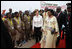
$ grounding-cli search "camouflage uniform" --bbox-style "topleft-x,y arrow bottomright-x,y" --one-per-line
23,14 -> 31,41
4,18 -> 16,46
13,16 -> 24,46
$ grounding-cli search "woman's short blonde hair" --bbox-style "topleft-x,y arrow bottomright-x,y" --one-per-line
34,9 -> 39,14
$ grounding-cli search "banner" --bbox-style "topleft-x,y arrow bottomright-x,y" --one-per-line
40,1 -> 58,10
40,1 -> 67,11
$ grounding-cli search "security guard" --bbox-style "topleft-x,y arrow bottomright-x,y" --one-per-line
64,3 -> 71,48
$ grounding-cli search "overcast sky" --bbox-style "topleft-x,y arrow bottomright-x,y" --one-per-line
1,1 -> 71,13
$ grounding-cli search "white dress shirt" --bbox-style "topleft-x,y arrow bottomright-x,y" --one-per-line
32,15 -> 43,30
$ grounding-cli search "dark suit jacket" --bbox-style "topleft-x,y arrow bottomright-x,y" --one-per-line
55,11 -> 65,29
63,11 -> 71,35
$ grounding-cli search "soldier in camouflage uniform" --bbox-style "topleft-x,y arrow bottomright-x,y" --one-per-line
3,13 -> 16,46
13,12 -> 24,46
19,11 -> 26,42
23,10 -> 31,41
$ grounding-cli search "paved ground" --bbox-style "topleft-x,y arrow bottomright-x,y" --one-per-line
15,39 -> 36,48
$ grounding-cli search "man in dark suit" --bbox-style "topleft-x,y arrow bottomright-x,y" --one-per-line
55,6 -> 66,46
55,6 -> 65,39
63,3 -> 71,48
1,19 -> 14,48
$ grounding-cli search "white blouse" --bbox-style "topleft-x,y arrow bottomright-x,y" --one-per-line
32,15 -> 43,30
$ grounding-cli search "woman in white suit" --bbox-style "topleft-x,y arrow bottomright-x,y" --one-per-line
32,9 -> 43,43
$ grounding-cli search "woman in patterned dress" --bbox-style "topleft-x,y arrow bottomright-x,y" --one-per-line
40,9 -> 59,48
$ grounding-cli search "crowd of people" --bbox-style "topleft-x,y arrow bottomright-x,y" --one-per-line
1,3 -> 71,48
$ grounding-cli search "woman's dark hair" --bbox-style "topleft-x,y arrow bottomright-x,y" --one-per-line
14,12 -> 18,15
48,9 -> 54,15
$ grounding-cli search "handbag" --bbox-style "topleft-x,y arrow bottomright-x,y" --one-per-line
51,28 -> 55,34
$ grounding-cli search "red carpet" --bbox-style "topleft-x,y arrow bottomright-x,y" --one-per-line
31,31 -> 66,48
56,31 -> 66,48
